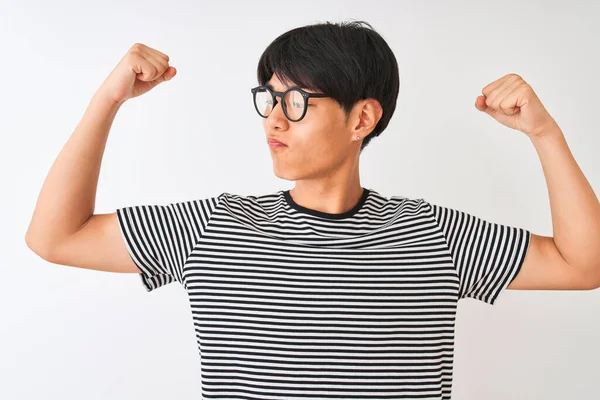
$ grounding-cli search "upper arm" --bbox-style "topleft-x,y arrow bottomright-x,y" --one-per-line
30,194 -> 224,292
507,233 -> 600,291
426,200 -> 531,305
41,212 -> 141,274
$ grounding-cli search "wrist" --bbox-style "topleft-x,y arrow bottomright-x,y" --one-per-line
92,88 -> 124,111
529,123 -> 568,158
530,121 -> 563,142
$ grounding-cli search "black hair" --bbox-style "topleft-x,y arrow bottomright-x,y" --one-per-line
256,19 -> 400,152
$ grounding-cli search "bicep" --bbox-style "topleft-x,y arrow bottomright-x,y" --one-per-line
45,212 -> 141,274
507,233 -> 597,290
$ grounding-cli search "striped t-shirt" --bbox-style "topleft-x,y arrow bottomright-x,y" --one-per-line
116,187 -> 530,399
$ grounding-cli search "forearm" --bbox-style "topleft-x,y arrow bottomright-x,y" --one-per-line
530,123 -> 600,272
25,89 -> 122,252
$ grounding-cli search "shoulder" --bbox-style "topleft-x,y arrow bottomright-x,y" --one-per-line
217,190 -> 282,205
213,190 -> 285,216
368,189 -> 429,214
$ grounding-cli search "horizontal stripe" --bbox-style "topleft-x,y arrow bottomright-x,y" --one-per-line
116,187 -> 530,399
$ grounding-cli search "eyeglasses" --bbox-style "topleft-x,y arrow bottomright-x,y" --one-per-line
251,85 -> 330,122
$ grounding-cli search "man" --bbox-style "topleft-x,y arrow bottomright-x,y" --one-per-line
25,20 -> 600,399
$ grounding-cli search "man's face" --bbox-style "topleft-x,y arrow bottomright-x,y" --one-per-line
262,73 -> 357,181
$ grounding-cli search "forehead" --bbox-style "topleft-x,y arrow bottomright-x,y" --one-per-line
265,74 -> 295,91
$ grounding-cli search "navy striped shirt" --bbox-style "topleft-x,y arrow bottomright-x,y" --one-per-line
116,187 -> 530,399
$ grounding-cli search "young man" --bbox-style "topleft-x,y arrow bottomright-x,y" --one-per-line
25,20 -> 600,399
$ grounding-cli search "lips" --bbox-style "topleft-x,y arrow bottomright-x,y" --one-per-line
268,139 -> 287,146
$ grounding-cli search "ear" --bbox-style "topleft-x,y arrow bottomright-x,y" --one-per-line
351,99 -> 383,138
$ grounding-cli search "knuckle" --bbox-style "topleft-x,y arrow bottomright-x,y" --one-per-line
128,47 -> 142,58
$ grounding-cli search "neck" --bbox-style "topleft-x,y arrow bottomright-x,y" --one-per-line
289,160 -> 363,215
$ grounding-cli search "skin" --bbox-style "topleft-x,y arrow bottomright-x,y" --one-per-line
25,42 -> 599,293
474,73 -> 600,289
263,72 -> 383,215
263,71 -> 600,292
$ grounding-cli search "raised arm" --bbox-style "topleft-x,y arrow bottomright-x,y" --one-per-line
25,43 -> 176,272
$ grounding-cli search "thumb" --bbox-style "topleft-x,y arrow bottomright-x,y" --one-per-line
475,95 -> 496,117
137,66 -> 177,86
155,66 -> 177,84
475,95 -> 487,111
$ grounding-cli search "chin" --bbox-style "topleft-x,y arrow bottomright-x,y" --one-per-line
272,168 -> 294,181
272,164 -> 300,181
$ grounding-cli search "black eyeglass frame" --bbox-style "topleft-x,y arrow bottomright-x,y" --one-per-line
251,85 -> 330,122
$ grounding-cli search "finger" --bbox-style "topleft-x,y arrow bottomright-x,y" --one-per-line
146,46 -> 170,62
152,66 -> 177,84
475,95 -> 487,111
488,77 -> 520,111
143,48 -> 170,67
132,57 -> 160,82
497,80 -> 525,115
140,48 -> 170,77
481,73 -> 519,100
485,75 -> 521,110
481,75 -> 507,97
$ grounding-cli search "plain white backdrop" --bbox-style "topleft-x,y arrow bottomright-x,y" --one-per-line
2,0 -> 599,398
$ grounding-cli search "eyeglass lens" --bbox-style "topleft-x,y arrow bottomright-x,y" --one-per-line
254,87 -> 306,121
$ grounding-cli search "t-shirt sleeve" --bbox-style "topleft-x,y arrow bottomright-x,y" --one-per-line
116,194 -> 224,292
424,200 -> 531,305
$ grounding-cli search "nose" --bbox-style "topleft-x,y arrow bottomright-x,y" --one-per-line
265,97 -> 289,127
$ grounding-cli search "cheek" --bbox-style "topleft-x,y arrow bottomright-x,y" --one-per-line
299,129 -> 342,167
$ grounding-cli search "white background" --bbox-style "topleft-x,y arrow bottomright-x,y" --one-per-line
2,0 -> 599,398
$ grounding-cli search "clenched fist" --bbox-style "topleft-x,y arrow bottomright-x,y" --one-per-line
98,43 -> 176,105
